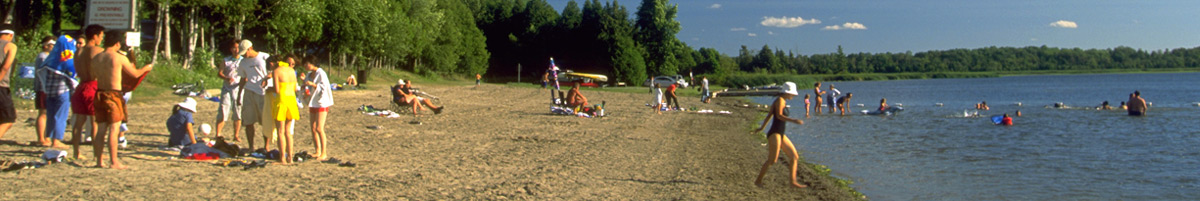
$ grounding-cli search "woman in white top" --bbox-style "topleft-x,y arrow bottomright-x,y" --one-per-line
302,55 -> 333,160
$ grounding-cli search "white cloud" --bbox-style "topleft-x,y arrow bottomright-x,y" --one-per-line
748,33 -> 758,37
822,22 -> 867,30
760,16 -> 821,28
768,31 -> 775,35
1030,38 -> 1038,41
709,4 -> 721,9
730,27 -> 747,31
1049,20 -> 1077,28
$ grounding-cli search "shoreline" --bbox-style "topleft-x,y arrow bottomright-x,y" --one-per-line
0,82 -> 861,200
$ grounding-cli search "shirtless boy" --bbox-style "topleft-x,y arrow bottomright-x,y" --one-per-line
91,31 -> 153,169
74,24 -> 105,159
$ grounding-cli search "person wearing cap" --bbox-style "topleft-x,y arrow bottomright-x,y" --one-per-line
0,29 -> 18,144
167,98 -> 199,147
35,35 -> 75,151
752,82 -> 807,188
235,39 -> 270,151
214,39 -> 243,142
32,36 -> 55,146
92,31 -> 153,169
71,24 -> 107,157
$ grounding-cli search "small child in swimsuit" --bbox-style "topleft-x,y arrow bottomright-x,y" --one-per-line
803,94 -> 811,118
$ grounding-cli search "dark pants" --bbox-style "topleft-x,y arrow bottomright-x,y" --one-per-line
666,95 -> 680,109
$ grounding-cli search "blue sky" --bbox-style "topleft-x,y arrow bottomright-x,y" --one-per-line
543,0 -> 1200,56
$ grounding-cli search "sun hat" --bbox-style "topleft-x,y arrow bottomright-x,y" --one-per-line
237,40 -> 252,56
782,82 -> 799,95
177,97 -> 198,112
0,30 -> 13,35
397,79 -> 404,85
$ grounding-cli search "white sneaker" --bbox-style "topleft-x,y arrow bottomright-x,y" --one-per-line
119,137 -> 127,148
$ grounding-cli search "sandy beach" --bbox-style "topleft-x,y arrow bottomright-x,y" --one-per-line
0,83 -> 858,200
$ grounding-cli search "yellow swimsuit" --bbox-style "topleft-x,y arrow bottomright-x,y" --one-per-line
275,82 -> 300,121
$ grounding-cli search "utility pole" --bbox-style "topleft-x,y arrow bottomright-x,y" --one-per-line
517,64 -> 521,83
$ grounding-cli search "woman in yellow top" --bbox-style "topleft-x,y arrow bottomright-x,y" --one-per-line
273,61 -> 300,164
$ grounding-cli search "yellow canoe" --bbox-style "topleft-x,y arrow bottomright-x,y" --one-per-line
562,72 -> 608,82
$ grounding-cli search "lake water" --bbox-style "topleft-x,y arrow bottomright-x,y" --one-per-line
752,72 -> 1200,200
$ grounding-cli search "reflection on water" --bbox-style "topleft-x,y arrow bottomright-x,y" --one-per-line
754,73 -> 1200,200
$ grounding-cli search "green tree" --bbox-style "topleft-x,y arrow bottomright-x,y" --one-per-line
634,0 -> 681,76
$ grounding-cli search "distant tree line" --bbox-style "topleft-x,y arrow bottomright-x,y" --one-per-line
735,45 -> 1200,75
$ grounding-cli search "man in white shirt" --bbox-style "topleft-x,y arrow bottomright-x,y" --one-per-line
236,40 -> 269,150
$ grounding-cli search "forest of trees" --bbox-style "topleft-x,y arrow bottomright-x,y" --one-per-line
5,0 -> 1197,85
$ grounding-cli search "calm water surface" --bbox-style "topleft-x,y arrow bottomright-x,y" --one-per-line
753,72 -> 1200,200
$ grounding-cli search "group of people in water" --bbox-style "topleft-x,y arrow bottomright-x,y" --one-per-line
808,82 -> 856,116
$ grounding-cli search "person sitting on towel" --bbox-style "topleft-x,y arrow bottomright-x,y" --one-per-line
167,98 -> 199,147
566,82 -> 589,108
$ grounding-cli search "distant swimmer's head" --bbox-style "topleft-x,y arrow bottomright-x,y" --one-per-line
781,82 -> 799,97
1003,113 -> 1009,118
1015,110 -> 1022,117
881,98 -> 887,103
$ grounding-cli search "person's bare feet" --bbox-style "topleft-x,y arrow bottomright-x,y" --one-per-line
790,182 -> 808,188
755,180 -> 765,187
110,163 -> 128,170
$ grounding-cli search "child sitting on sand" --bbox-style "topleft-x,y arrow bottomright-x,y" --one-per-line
167,98 -> 199,147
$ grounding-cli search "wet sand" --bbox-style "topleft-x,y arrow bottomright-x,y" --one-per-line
0,83 -> 858,200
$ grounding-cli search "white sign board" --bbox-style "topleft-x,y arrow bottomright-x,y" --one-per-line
86,0 -> 137,31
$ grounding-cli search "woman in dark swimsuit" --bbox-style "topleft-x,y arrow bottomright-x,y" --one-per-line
753,82 -> 807,188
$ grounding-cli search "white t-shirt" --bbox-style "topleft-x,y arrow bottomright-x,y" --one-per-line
701,78 -> 709,90
222,56 -> 242,90
307,68 -> 334,108
237,52 -> 270,95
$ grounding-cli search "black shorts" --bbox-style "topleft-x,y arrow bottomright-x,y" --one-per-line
0,87 -> 14,123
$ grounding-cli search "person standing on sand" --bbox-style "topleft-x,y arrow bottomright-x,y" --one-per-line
236,40 -> 269,151
303,56 -> 332,160
32,36 -> 55,146
652,83 -> 663,115
700,76 -> 711,103
1127,91 -> 1147,116
475,73 -> 481,87
92,31 -> 153,169
214,39 -> 243,142
666,83 -> 679,110
73,25 -> 106,158
753,82 -> 807,188
0,30 -> 18,145
812,82 -> 824,114
273,61 -> 300,164
37,35 -> 74,150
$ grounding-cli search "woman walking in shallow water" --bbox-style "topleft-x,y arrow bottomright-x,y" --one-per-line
753,82 -> 807,188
